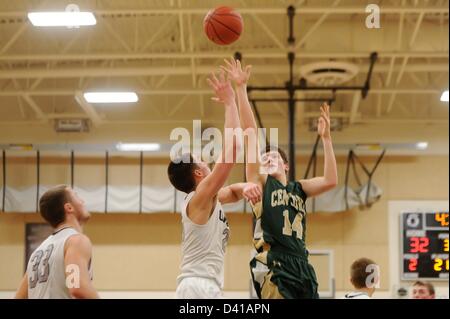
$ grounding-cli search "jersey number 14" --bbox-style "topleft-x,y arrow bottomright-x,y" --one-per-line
282,210 -> 304,239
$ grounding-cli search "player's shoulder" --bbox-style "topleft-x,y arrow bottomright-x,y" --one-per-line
65,233 -> 92,249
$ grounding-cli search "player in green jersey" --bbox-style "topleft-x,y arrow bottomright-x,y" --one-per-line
221,58 -> 338,299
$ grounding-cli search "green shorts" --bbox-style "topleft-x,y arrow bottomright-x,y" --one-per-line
251,249 -> 319,299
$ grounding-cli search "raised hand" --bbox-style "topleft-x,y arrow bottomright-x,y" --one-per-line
220,58 -> 252,87
206,70 -> 235,104
317,103 -> 331,139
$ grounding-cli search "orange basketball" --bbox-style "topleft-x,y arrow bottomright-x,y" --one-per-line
203,6 -> 243,45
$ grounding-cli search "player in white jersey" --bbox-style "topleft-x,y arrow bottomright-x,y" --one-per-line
168,70 -> 262,299
14,185 -> 99,299
342,257 -> 378,299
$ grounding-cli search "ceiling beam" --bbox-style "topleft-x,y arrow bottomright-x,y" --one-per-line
74,92 -> 103,127
139,16 -> 175,52
187,14 -> 197,88
0,51 -> 446,62
237,0 -> 286,50
177,1 -> 186,53
0,7 -> 447,17
22,94 -> 47,121
0,88 -> 443,97
0,23 -> 28,54
168,94 -> 190,117
99,17 -> 132,53
0,63 -> 447,80
295,0 -> 341,50
349,92 -> 362,124
1,118 -> 447,126
409,12 -> 425,48
0,0 -> 52,54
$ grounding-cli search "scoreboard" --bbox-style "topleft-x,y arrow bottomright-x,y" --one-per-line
401,212 -> 449,280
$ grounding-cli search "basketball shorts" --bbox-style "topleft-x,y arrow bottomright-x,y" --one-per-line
250,249 -> 319,299
175,277 -> 223,299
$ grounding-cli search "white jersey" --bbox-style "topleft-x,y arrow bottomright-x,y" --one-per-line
27,227 -> 92,299
342,291 -> 371,299
177,192 -> 230,290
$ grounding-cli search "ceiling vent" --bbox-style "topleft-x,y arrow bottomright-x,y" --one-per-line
299,61 -> 359,86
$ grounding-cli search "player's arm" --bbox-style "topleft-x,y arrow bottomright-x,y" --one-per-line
299,103 -> 338,197
218,182 -> 262,205
64,234 -> 99,299
188,71 -> 242,224
14,273 -> 28,299
221,59 -> 267,187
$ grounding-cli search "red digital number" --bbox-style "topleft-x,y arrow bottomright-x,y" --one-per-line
410,237 -> 429,253
408,258 -> 418,271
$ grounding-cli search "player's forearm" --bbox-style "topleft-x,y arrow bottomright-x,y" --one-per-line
235,85 -> 262,182
229,182 -> 247,200
321,136 -> 338,187
222,101 -> 242,163
14,289 -> 28,299
70,284 -> 99,299
236,85 -> 258,131
14,274 -> 28,299
223,100 -> 240,130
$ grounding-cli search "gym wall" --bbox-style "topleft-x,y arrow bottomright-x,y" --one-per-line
0,155 -> 448,295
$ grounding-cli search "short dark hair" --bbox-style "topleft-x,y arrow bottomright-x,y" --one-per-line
264,145 -> 288,164
167,153 -> 197,193
413,281 -> 435,295
350,257 -> 377,289
39,185 -> 70,228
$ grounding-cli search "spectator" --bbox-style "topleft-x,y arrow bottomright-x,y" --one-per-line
411,281 -> 435,299
343,257 -> 379,299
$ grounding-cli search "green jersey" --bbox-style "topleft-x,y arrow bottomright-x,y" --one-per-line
250,175 -> 319,299
254,175 -> 308,257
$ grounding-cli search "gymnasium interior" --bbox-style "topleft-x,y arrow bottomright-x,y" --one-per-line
0,0 -> 448,299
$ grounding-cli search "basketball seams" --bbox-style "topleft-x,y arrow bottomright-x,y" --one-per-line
209,16 -> 241,36
208,21 -> 226,45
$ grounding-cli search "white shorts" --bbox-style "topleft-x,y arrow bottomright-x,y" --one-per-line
176,277 -> 223,299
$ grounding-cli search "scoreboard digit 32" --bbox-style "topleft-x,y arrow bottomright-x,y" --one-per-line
401,212 -> 449,280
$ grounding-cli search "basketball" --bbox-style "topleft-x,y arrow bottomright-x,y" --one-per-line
203,6 -> 243,45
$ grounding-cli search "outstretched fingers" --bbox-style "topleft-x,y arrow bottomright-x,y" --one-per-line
218,69 -> 225,84
206,77 -> 217,91
245,65 -> 252,77
223,58 -> 236,70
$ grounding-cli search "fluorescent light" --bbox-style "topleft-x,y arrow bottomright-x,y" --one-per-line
28,12 -> 96,27
116,143 -> 160,152
416,142 -> 428,150
441,90 -> 449,102
83,92 -> 138,103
